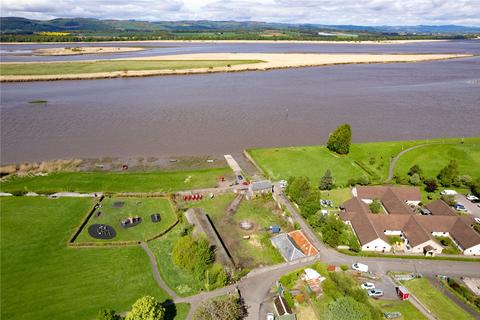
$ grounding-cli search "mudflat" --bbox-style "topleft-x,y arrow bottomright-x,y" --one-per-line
33,46 -> 145,56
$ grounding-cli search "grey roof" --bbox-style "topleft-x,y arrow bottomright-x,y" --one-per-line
271,233 -> 306,261
249,180 -> 273,191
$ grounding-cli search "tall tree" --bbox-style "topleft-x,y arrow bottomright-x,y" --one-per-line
326,124 -> 352,155
437,160 -> 459,186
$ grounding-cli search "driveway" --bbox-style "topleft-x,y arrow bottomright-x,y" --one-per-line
455,194 -> 480,218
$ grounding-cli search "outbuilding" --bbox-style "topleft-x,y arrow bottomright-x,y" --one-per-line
396,286 -> 410,300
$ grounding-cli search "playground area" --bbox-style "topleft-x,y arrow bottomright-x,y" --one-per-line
76,197 -> 177,243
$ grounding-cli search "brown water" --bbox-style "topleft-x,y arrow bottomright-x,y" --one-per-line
1,42 -> 480,164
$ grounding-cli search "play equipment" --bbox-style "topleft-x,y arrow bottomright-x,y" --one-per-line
88,224 -> 116,240
183,193 -> 203,201
151,213 -> 161,223
120,216 -> 142,228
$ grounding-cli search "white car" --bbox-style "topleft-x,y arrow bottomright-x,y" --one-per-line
368,289 -> 384,297
474,217 -> 480,224
466,194 -> 479,202
352,262 -> 369,272
361,282 -> 375,290
266,312 -> 275,320
279,180 -> 288,188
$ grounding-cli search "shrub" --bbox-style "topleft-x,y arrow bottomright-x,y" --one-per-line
172,235 -> 214,281
459,175 -> 473,187
409,173 -> 421,186
326,124 -> 352,155
423,178 -> 438,193
193,294 -> 244,320
441,195 -> 456,206
347,178 -> 357,186
286,176 -> 311,203
369,199 -> 382,214
319,169 -> 335,190
471,178 -> 480,197
207,263 -> 228,290
394,175 -> 409,184
356,176 -> 369,186
408,164 -> 423,176
340,264 -> 349,271
437,160 -> 459,186
97,309 -> 120,320
125,296 -> 165,320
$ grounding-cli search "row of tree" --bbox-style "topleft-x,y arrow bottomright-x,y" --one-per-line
396,160 -> 479,196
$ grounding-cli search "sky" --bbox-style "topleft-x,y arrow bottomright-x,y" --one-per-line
1,0 -> 480,26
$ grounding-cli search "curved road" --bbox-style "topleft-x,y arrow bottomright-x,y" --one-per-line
141,181 -> 480,319
387,144 -> 429,181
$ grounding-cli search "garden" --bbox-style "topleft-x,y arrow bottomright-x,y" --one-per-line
179,193 -> 290,268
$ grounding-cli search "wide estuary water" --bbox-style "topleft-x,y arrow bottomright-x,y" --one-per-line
1,40 -> 479,164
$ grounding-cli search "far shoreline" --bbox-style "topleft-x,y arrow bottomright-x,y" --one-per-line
0,39 -> 463,46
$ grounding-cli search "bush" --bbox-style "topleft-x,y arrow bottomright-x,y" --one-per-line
319,169 -> 335,190
409,173 -> 421,186
340,264 -> 349,271
286,176 -> 311,203
97,309 -> 120,320
423,178 -> 438,193
459,175 -> 473,187
437,160 -> 459,186
356,176 -> 369,186
193,294 -> 244,320
326,124 -> 352,155
172,235 -> 214,281
207,263 -> 228,290
408,164 -> 423,177
125,296 -> 165,320
369,199 -> 382,214
394,175 -> 409,184
471,178 -> 480,197
347,178 -> 357,186
441,195 -> 456,206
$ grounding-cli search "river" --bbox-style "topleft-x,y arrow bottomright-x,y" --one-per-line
1,40 -> 479,164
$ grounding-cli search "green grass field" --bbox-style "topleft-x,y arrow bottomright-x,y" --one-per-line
75,197 -> 177,242
247,137 -> 479,186
148,224 -> 206,296
394,139 -> 480,179
0,197 -> 182,320
373,300 -> 428,320
0,60 -> 261,76
402,278 -> 475,320
0,168 -> 232,194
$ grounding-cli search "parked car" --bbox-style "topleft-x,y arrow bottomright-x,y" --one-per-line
368,289 -> 384,297
453,203 -> 468,212
466,194 -> 480,202
352,262 -> 369,272
361,282 -> 375,290
266,313 -> 275,320
474,217 -> 480,224
279,180 -> 288,188
441,189 -> 457,196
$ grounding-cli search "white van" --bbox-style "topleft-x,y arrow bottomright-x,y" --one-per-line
352,262 -> 369,272
440,190 -> 457,196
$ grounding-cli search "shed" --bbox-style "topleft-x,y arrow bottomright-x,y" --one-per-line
271,225 -> 281,234
396,286 -> 410,300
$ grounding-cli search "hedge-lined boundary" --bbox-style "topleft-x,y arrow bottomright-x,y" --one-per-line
68,195 -> 179,248
68,195 -> 105,244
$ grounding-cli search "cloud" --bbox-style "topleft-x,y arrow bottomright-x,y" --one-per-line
1,0 -> 479,25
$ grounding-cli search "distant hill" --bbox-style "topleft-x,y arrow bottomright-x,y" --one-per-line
2,17 -> 479,35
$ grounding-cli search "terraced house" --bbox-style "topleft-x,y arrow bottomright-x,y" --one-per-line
340,186 -> 480,256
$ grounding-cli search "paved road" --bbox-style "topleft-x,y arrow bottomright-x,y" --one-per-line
387,144 -> 430,181
455,194 -> 480,218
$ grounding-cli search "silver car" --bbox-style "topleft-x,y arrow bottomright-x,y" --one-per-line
368,289 -> 384,297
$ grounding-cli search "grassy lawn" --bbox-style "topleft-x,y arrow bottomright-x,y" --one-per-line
0,197 -> 180,320
0,60 -> 261,75
247,137 -> 478,187
394,138 -> 480,179
373,300 -> 428,320
319,187 -> 353,209
0,168 -> 232,194
435,236 -> 461,255
148,224 -> 205,296
181,194 -> 288,268
402,278 -> 475,320
75,197 -> 177,243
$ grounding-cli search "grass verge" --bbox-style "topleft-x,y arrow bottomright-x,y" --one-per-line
0,168 -> 232,194
0,60 -> 261,76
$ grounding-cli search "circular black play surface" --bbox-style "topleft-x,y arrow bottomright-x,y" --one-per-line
88,224 -> 116,240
